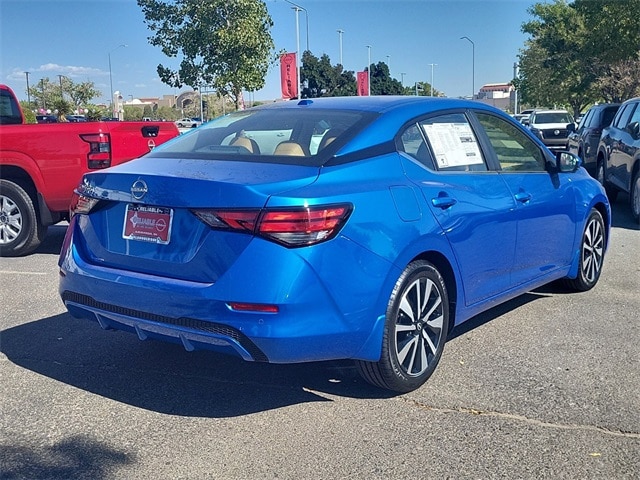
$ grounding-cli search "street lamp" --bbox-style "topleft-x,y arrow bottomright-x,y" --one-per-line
24,72 -> 31,107
337,29 -> 344,65
428,63 -> 437,96
366,45 -> 371,96
460,36 -> 475,99
108,44 -> 127,118
401,72 -> 406,87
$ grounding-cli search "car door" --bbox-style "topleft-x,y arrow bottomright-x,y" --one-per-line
608,102 -> 637,190
610,101 -> 640,192
399,113 -> 518,306
472,111 -> 577,286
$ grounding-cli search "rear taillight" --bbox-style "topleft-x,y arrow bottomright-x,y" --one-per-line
192,204 -> 352,247
80,133 -> 111,169
69,190 -> 99,218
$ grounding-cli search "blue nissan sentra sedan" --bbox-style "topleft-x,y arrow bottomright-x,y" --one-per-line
59,97 -> 610,392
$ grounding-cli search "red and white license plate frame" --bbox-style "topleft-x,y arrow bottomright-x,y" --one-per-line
122,204 -> 173,245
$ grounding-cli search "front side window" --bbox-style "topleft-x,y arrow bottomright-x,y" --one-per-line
613,103 -> 634,129
475,112 -> 545,172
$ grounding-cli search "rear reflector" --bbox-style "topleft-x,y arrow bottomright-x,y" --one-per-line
227,302 -> 279,313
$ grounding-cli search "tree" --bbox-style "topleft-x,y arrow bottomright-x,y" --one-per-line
137,0 -> 275,110
27,77 -> 100,113
518,0 -> 640,114
369,62 -> 404,95
19,101 -> 36,123
519,0 -> 595,117
301,51 -> 356,98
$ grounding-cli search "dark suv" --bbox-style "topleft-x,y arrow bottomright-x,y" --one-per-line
567,103 -> 620,176
597,97 -> 640,223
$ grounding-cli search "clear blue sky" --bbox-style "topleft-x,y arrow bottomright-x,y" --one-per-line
0,0 -> 533,104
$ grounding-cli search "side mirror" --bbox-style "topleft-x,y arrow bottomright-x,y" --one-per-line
627,121 -> 640,139
566,123 -> 576,133
552,151 -> 582,173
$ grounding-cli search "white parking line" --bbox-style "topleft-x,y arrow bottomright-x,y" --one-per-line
0,270 -> 48,275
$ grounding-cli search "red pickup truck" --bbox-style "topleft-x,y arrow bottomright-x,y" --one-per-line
0,83 -> 180,256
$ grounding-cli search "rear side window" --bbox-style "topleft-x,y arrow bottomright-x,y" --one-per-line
613,103 -> 635,129
419,113 -> 487,172
0,88 -> 23,125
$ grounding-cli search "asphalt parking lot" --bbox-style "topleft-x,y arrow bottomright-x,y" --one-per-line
1,196 -> 638,479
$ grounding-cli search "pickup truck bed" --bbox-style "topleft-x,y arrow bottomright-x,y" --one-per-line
0,84 -> 180,256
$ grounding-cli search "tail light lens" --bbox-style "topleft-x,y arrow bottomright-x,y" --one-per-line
69,190 -> 99,218
192,204 -> 352,247
80,133 -> 111,169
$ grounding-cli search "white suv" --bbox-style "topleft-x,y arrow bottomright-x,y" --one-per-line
526,109 -> 575,151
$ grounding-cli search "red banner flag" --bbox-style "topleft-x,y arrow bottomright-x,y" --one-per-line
357,71 -> 369,96
280,53 -> 298,99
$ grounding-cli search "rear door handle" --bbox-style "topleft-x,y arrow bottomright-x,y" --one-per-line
431,196 -> 457,209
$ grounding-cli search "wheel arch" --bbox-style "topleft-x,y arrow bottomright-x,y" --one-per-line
411,250 -> 459,334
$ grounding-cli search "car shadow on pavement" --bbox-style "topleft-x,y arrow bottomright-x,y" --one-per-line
1,312 -> 395,419
610,193 -> 639,230
2,291 -> 552,417
2,434 -> 133,480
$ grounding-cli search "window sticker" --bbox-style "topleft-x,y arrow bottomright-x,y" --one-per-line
422,122 -> 484,168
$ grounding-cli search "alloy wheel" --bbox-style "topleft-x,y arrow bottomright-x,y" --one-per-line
581,213 -> 604,284
394,275 -> 444,377
0,194 -> 22,245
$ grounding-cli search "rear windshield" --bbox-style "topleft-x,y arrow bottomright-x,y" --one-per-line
0,89 -> 23,125
147,107 -> 376,166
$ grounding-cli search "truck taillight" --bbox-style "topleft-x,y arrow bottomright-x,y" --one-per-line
80,133 -> 111,169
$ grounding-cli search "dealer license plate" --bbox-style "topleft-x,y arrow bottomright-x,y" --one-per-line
122,204 -> 173,244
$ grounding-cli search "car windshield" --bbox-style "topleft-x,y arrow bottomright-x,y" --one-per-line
534,112 -> 573,124
150,107 -> 376,166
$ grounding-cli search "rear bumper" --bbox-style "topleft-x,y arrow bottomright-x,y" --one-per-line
58,220 -> 393,364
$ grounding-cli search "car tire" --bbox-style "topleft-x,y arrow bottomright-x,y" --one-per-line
356,260 -> 449,393
563,208 -> 605,292
0,179 -> 47,257
596,159 -> 618,202
630,169 -> 640,224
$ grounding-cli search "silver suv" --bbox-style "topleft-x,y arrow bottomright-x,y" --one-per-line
526,109 -> 575,151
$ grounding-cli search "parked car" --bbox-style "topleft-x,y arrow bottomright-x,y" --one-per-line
597,97 -> 640,223
526,109 -> 576,151
35,114 -> 58,123
175,117 -> 201,128
59,97 -> 610,393
567,103 -> 620,176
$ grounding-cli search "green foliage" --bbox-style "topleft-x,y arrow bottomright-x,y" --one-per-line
138,0 -> 275,110
19,101 -> 36,124
301,52 -> 356,97
27,77 -> 101,113
518,0 -> 640,115
369,62 -> 404,95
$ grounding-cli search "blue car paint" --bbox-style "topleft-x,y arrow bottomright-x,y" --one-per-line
59,96 -> 611,367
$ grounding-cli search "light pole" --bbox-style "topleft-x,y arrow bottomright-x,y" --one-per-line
460,36 -> 475,99
24,72 -> 31,108
386,55 -> 391,73
58,75 -> 64,101
366,45 -> 371,96
108,44 -> 127,118
428,63 -> 437,96
337,29 -> 344,65
401,72 -> 406,87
